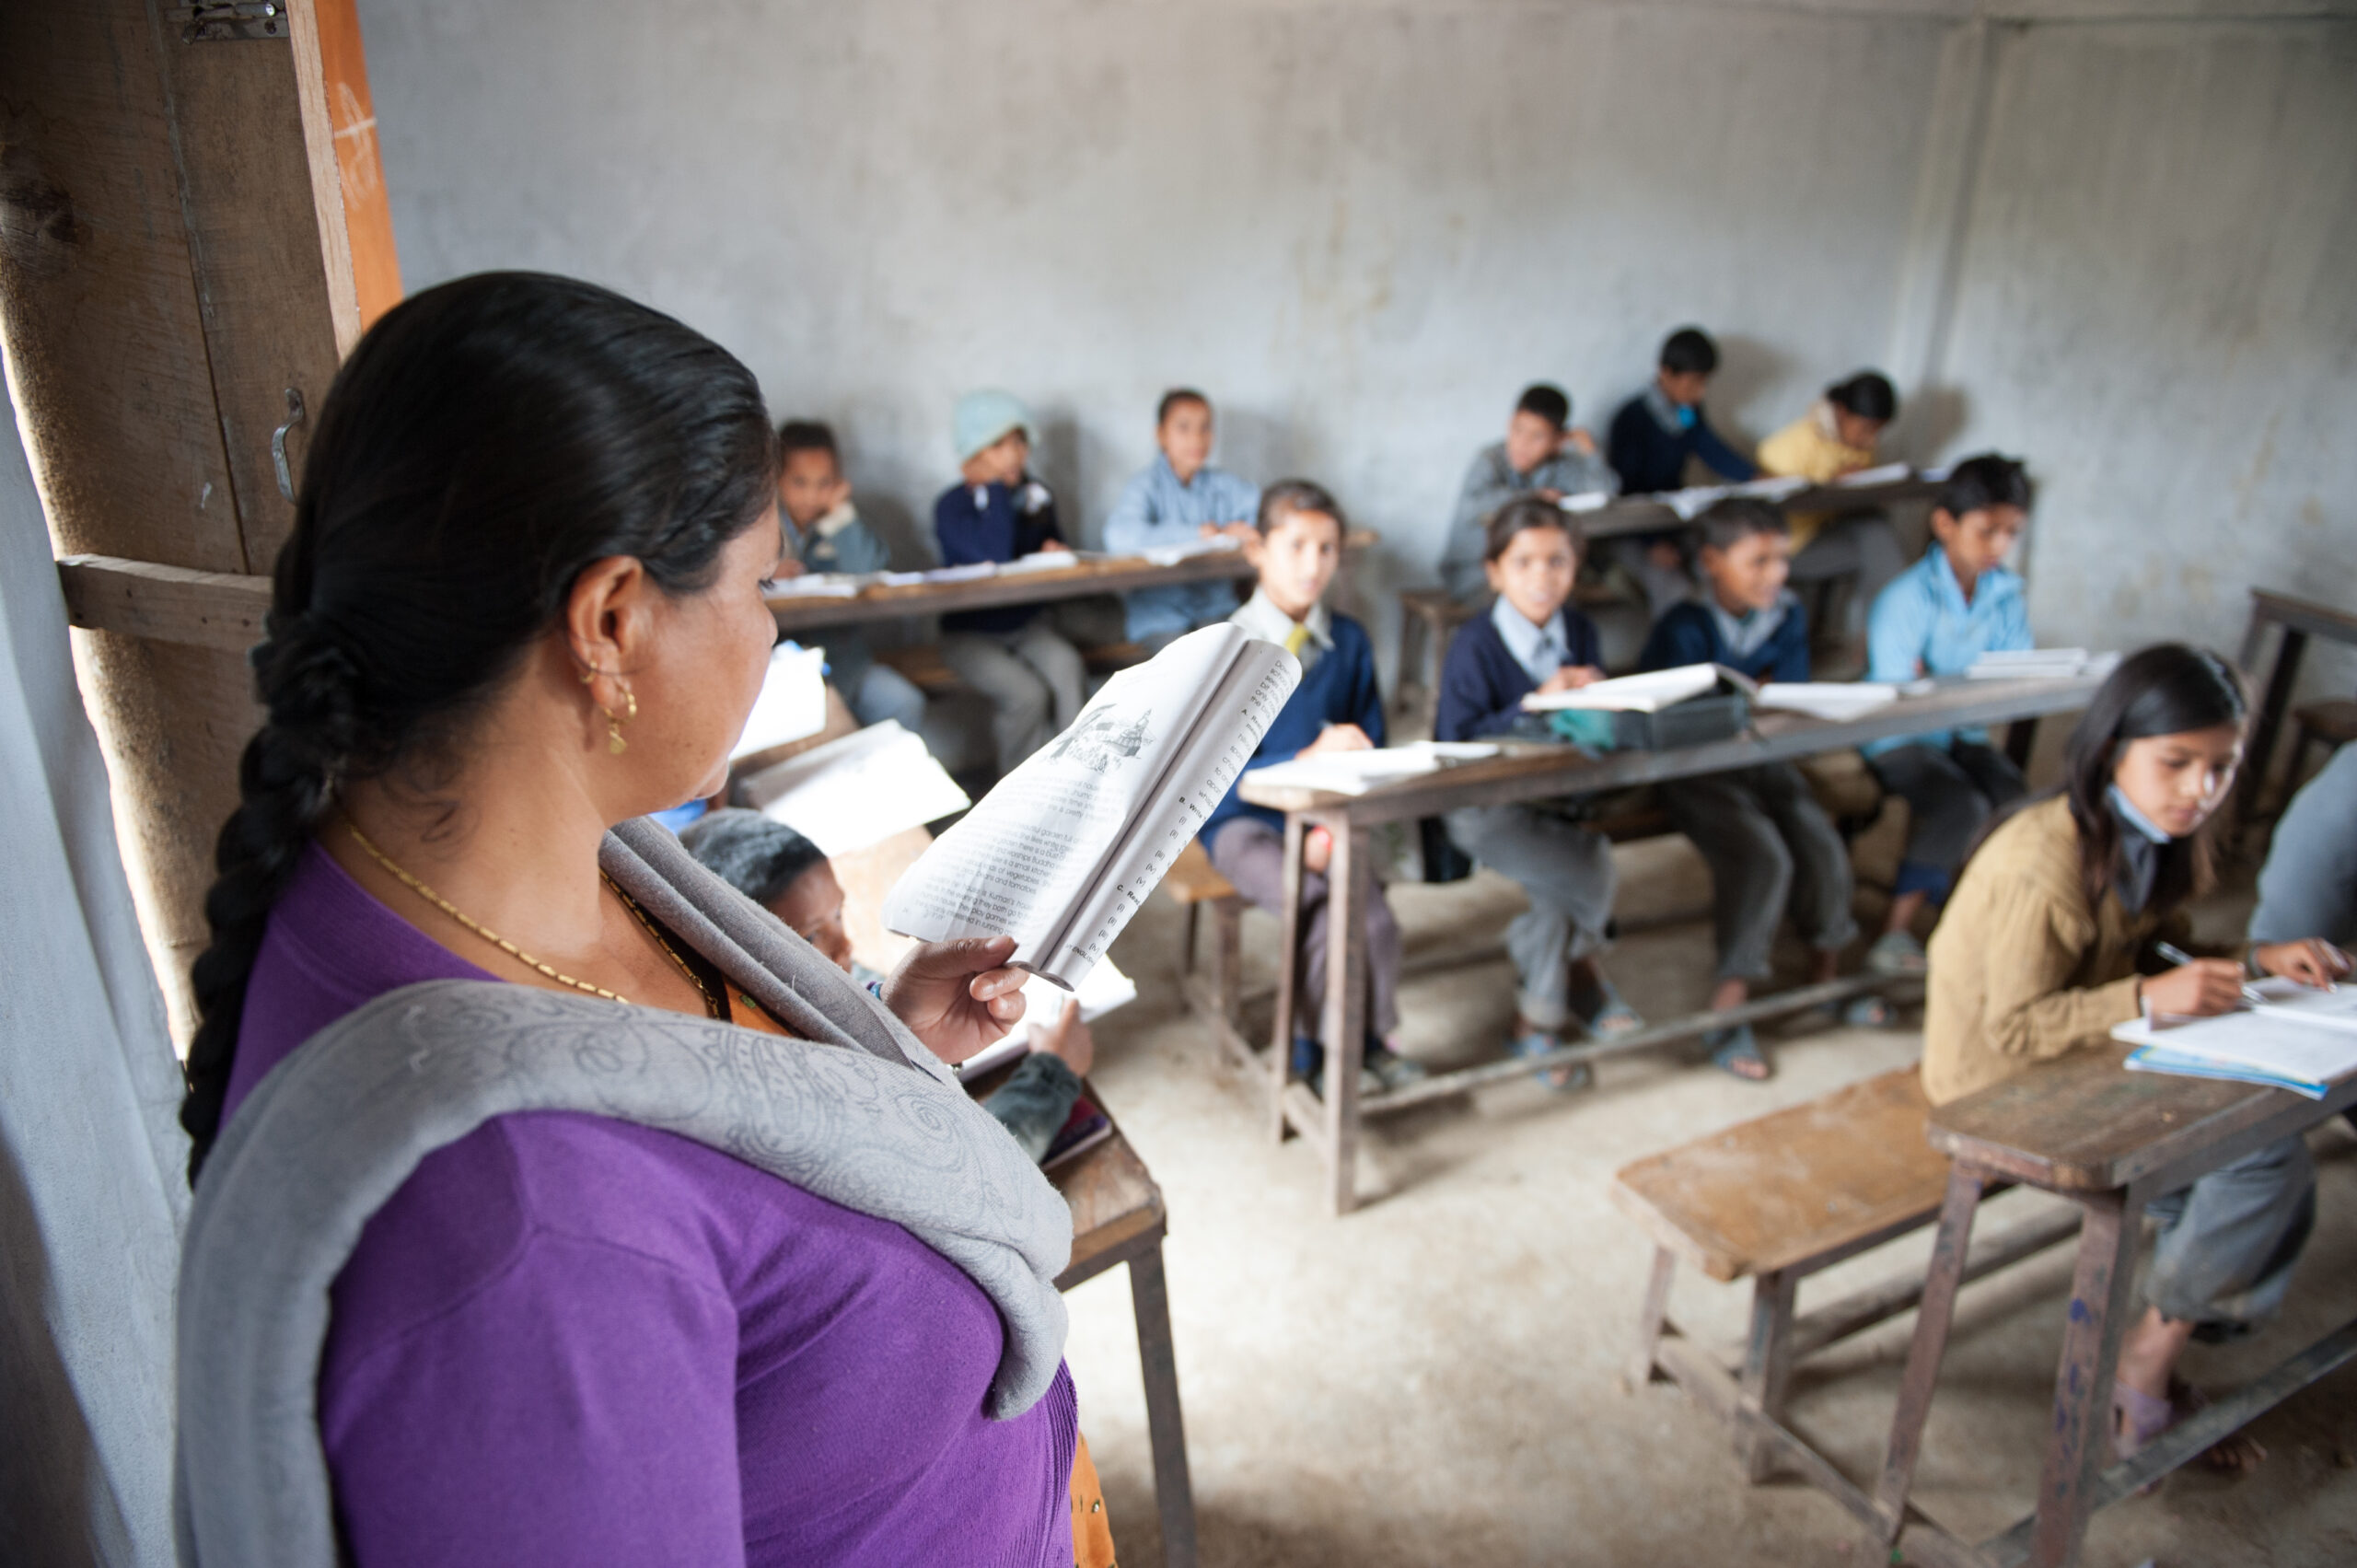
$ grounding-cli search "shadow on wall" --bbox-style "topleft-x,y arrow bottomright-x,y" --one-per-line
1898,382 -> 1974,467
1703,332 -> 1795,450
0,1132 -> 133,1568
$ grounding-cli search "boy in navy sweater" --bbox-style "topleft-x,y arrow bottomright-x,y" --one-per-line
933,389 -> 1086,775
1434,497 -> 1642,1088
1203,480 -> 1424,1097
1637,499 -> 1875,1081
1606,326 -> 1757,613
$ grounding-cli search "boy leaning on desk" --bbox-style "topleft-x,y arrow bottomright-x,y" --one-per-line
1922,644 -> 2350,1480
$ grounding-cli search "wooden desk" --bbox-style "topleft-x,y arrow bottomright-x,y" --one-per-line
1864,1049 -> 2357,1568
2235,587 -> 2357,829
1568,475 -> 1941,544
1051,1100 -> 1198,1568
766,531 -> 1377,636
1236,674 -> 2105,1215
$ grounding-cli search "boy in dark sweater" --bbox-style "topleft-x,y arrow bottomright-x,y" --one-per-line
933,389 -> 1086,775
1434,498 -> 1642,1088
1606,326 -> 1757,613
1637,499 -> 1875,1080
1202,480 -> 1424,1097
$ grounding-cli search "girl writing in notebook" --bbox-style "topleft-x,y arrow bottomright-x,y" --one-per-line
1922,644 -> 2346,1476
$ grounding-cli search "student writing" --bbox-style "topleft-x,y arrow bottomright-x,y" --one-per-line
1202,480 -> 1426,1098
1637,500 -> 1881,1081
1755,371 -> 1907,645
1434,497 -> 1643,1086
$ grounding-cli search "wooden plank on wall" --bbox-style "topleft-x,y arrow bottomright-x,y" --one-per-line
307,0 -> 402,333
56,555 -> 273,651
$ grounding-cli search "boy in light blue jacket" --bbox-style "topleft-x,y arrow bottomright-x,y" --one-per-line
1103,389 -> 1260,649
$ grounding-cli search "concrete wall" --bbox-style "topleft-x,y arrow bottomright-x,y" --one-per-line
358,0 -> 2357,692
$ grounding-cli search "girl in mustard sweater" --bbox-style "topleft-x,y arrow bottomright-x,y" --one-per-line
1925,645 -> 2348,1473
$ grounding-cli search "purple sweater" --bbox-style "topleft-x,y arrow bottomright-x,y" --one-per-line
223,843 -> 1076,1567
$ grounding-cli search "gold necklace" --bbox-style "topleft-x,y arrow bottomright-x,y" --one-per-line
604,877 -> 728,1020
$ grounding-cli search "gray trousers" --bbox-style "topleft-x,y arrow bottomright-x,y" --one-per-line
1866,740 -> 2026,895
1608,536 -> 1697,616
1445,803 -> 1616,1030
846,662 -> 928,734
938,619 -> 1086,774
1660,762 -> 1859,981
1788,513 -> 1907,643
2145,1134 -> 2316,1333
1210,817 -> 1402,1040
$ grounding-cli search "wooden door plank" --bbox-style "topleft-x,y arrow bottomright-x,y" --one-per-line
56,554 -> 272,650
305,0 -> 401,332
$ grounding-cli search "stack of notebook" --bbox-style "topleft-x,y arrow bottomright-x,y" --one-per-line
2113,978 -> 2357,1098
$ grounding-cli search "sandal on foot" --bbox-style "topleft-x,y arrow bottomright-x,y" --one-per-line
1866,930 -> 1928,976
1815,993 -> 1894,1028
1575,981 -> 1645,1040
1706,1023 -> 1772,1082
2113,1378 -> 2265,1489
1362,1040 -> 1429,1094
1507,1031 -> 1593,1094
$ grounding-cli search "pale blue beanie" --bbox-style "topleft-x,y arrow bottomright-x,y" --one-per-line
953,389 -> 1037,463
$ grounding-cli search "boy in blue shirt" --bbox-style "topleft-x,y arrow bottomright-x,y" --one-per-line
934,389 -> 1086,775
1203,480 -> 1424,1097
1639,500 -> 1875,1080
1103,389 -> 1260,649
1437,383 -> 1620,602
1435,498 -> 1643,1087
1606,327 -> 1758,613
773,420 -> 926,734
1861,454 -> 2036,973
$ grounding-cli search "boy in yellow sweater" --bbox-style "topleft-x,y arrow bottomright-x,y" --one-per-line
1756,371 -> 1905,647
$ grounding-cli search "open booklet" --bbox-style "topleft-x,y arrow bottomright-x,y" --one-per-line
883,623 -> 1300,989
1519,662 -> 1899,722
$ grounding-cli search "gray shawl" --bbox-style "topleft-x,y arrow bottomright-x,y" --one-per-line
174,817 -> 1071,1567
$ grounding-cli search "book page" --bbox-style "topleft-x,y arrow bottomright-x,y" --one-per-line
883,624 -> 1299,984
1521,664 -> 1720,714
737,721 -> 970,856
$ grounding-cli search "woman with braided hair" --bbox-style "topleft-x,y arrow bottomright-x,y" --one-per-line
173,273 -> 1086,1567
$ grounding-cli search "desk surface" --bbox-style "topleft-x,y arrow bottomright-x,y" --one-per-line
1928,1043 -> 2357,1192
1051,1096 -> 1166,1287
2247,587 -> 2357,645
768,532 -> 1376,633
1237,672 -> 2103,826
1572,475 -> 1940,542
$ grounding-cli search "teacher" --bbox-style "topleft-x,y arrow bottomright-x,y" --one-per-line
173,273 -> 1078,1566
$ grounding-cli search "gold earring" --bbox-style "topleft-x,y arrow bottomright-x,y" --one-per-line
605,707 -> 628,755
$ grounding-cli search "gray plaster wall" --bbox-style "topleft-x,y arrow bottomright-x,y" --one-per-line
358,0 -> 2357,690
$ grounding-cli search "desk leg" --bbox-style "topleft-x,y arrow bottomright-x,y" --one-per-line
1270,815 -> 1306,1143
2003,717 -> 2038,772
1738,1268 -> 1798,1483
2237,624 -> 2305,829
1320,821 -> 1371,1216
2028,1188 -> 2144,1568
1875,1164 -> 1984,1539
1129,1244 -> 1198,1568
1628,1245 -> 1677,1391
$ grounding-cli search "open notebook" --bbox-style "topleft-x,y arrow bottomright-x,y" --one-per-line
1519,662 -> 1898,722
2114,979 -> 2357,1098
884,623 -> 1299,990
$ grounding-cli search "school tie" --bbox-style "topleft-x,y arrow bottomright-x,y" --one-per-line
1283,623 -> 1311,658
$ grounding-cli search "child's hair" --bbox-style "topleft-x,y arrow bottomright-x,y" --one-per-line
1935,453 -> 2032,518
1483,494 -> 1581,563
1971,645 -> 2248,913
777,419 -> 839,462
1826,372 -> 1898,423
1659,327 -> 1719,377
1156,388 -> 1210,424
680,807 -> 830,907
1515,383 -> 1571,430
1256,478 -> 1345,536
1695,497 -> 1789,553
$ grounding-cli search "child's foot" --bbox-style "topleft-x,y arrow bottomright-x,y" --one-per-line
1507,1030 -> 1594,1093
1706,1023 -> 1771,1081
1362,1039 -> 1428,1094
2113,1378 -> 2266,1490
1574,978 -> 1645,1040
1814,993 -> 1894,1028
1866,930 -> 1929,976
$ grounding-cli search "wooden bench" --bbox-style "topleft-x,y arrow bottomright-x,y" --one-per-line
1395,588 -> 1479,719
1162,841 -> 1254,1075
1613,1067 -> 2079,1485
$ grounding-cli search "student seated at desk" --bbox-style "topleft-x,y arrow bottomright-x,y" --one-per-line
1860,453 -> 2036,974
1755,371 -> 1907,645
680,808 -> 1097,1163
1923,645 -> 2349,1473
773,419 -> 928,734
1437,382 -> 1619,603
1102,388 -> 1260,651
1435,497 -> 1643,1087
935,389 -> 1086,775
1606,326 -> 1757,614
1638,500 -> 1881,1082
1202,480 -> 1425,1097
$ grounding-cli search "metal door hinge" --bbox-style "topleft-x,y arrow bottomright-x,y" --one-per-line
169,3 -> 290,43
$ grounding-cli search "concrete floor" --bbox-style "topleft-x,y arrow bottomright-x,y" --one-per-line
1057,833 -> 2357,1568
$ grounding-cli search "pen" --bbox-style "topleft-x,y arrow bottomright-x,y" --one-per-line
2154,941 -> 2266,1005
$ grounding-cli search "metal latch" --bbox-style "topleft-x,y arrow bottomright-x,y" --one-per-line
271,389 -> 306,502
169,4 -> 289,42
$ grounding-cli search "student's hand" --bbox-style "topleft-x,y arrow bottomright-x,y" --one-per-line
1302,825 -> 1333,875
822,477 -> 853,513
1536,488 -> 1565,504
1536,666 -> 1603,694
2140,960 -> 2248,1018
1567,426 -> 1597,456
883,935 -> 1028,1064
769,557 -> 807,580
1028,998 -> 1096,1075
1298,724 -> 1374,757
1647,540 -> 1685,572
2252,940 -> 2353,989
1218,520 -> 1257,541
1028,540 -> 1074,557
